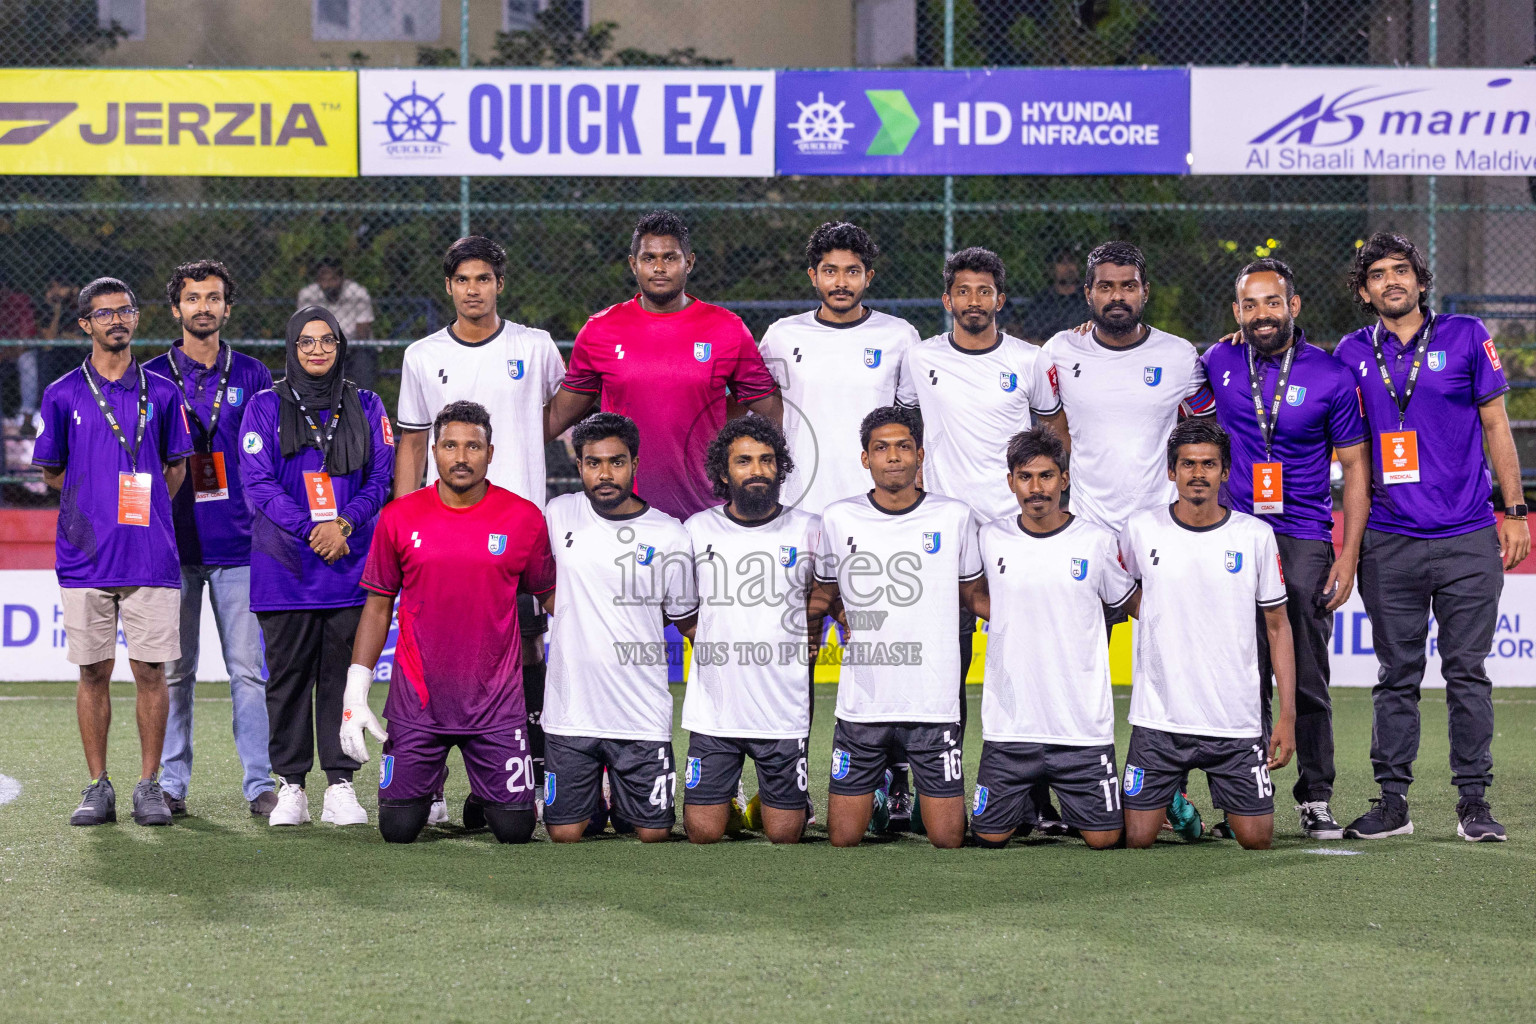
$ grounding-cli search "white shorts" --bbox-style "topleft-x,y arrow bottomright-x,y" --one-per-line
60,586 -> 181,666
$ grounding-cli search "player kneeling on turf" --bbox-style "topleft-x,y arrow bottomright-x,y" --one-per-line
344,400 -> 555,844
969,426 -> 1135,850
680,417 -> 822,844
1120,419 -> 1296,850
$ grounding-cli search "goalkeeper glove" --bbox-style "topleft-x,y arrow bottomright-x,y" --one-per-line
339,663 -> 388,763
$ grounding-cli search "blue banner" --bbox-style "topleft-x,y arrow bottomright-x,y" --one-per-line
777,68 -> 1189,176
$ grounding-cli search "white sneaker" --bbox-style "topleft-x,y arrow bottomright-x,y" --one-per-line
427,793 -> 450,826
321,780 -> 368,826
535,796 -> 545,825
269,782 -> 310,826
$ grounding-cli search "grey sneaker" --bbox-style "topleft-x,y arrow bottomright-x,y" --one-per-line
164,793 -> 188,816
1456,797 -> 1507,842
132,779 -> 173,826
1297,801 -> 1344,840
69,777 -> 116,826
249,790 -> 279,817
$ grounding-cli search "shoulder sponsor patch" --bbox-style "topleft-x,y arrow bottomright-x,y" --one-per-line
241,430 -> 263,454
1484,338 -> 1503,371
381,416 -> 395,446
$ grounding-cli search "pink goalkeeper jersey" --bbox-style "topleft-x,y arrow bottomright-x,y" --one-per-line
562,295 -> 779,520
362,483 -> 556,734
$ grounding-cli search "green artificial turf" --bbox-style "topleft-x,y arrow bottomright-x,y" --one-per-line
1,683 -> 1533,1023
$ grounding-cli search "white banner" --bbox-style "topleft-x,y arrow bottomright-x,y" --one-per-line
359,68 -> 774,176
1191,67 -> 1536,175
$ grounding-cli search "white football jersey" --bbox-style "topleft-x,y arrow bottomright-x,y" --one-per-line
815,491 -> 983,723
979,515 -> 1136,745
397,321 -> 566,508
543,493 -> 698,742
1120,505 -> 1286,738
896,331 -> 1062,522
682,504 -> 821,739
758,309 -> 918,515
1037,326 -> 1214,534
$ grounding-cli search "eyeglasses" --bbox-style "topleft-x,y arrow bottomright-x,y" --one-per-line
297,335 -> 340,352
85,306 -> 139,324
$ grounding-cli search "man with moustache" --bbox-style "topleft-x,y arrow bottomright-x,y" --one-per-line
547,211 -> 782,522
679,416 -> 822,845
1203,259 -> 1368,840
145,261 -> 278,817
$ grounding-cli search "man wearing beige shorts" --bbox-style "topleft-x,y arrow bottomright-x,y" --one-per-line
32,277 -> 193,827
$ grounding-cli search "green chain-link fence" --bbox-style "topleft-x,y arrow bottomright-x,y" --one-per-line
4,0 -> 1536,499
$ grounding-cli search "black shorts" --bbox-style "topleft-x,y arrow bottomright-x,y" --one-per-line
518,592 -> 548,638
684,733 -> 808,811
1122,726 -> 1274,817
829,719 -> 964,799
971,741 -> 1122,834
541,734 -> 676,830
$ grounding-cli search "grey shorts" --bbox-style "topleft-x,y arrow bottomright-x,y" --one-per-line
1123,726 -> 1274,817
684,733 -> 808,811
830,719 -> 964,799
542,734 -> 676,830
60,585 -> 180,665
972,741 -> 1122,834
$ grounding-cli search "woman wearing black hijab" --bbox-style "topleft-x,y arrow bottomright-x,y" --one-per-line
238,306 -> 394,828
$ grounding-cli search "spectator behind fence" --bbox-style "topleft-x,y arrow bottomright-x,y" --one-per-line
1017,247 -> 1091,344
297,257 -> 376,390
29,279 -> 89,414
0,268 -> 37,419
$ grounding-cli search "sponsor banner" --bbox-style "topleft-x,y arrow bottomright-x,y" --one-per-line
359,69 -> 774,176
776,68 -> 1189,176
1192,67 -> 1536,175
0,70 -> 357,177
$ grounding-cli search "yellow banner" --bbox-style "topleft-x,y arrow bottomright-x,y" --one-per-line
0,70 -> 357,176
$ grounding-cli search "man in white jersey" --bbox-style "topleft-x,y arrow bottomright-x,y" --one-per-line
1037,240 -> 1216,536
1119,419 -> 1297,850
813,406 -> 985,849
970,426 -> 1135,849
681,417 -> 822,844
541,412 -> 698,843
393,236 -> 565,820
759,222 -> 919,517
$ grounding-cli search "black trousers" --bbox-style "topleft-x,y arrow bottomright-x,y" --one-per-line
1357,527 -> 1501,796
1256,533 -> 1338,803
258,605 -> 364,783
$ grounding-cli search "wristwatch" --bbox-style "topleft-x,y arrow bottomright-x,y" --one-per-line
1504,505 -> 1528,520
336,516 -> 354,537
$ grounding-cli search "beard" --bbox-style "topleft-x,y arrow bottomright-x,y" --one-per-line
954,308 -> 995,335
819,284 -> 864,312
441,464 -> 480,494
1241,316 -> 1295,355
585,480 -> 633,513
729,476 -> 780,518
179,312 -> 226,341
1089,299 -> 1142,336
641,280 -> 685,307
1372,292 -> 1420,320
98,329 -> 131,352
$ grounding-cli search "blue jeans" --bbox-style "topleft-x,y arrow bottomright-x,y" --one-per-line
160,564 -> 274,801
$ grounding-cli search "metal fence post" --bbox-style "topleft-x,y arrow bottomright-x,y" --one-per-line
459,0 -> 472,239
1426,0 -> 1438,294
943,0 -> 956,329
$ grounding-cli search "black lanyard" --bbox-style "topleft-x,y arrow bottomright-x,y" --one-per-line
1371,312 -> 1435,429
288,383 -> 342,472
166,344 -> 231,451
1246,341 -> 1297,462
81,358 -> 148,474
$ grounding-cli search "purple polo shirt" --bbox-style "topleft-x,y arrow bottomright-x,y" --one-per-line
31,359 -> 194,588
1203,332 -> 1365,543
1333,312 -> 1509,539
145,343 -> 274,567
238,386 -> 394,612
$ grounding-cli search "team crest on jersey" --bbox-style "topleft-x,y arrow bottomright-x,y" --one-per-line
831,748 -> 851,780
488,533 -> 507,555
544,772 -> 557,805
1225,550 -> 1243,573
1286,385 -> 1307,405
145,401 -> 155,420
241,431 -> 263,454
972,785 -> 989,815
1426,350 -> 1446,371
1143,366 -> 1162,386
1070,557 -> 1089,581
694,342 -> 712,362
863,348 -> 882,368
507,359 -> 525,380
1123,765 -> 1144,796
636,542 -> 657,566
685,757 -> 701,789
779,545 -> 799,567
379,754 -> 394,789
226,386 -> 244,405
999,371 -> 1018,392
922,532 -> 941,554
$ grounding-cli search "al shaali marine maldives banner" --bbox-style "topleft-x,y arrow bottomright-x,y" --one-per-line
776,68 -> 1189,175
1192,67 -> 1536,175
359,68 -> 775,176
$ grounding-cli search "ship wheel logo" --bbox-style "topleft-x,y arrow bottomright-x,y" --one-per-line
375,82 -> 455,144
787,92 -> 854,154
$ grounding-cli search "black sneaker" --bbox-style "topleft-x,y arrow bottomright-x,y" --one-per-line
463,795 -> 487,831
1034,796 -> 1071,838
1456,796 -> 1507,842
132,779 -> 173,826
164,793 -> 188,816
69,776 -> 116,826
1297,801 -> 1344,840
249,790 -> 279,817
1344,793 -> 1413,839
